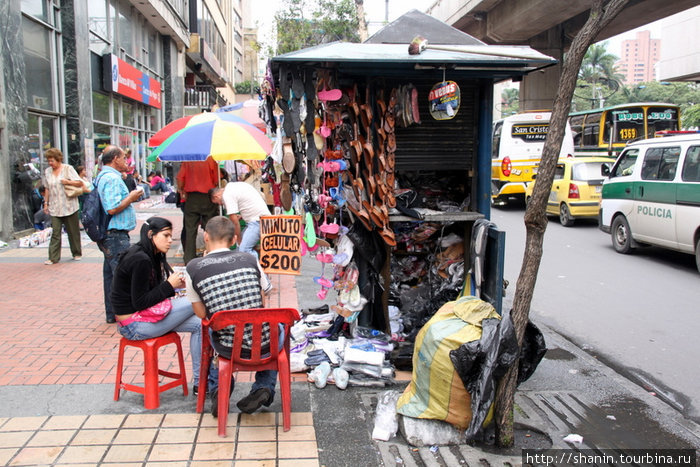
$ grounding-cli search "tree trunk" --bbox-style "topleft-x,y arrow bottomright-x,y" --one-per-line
355,0 -> 368,42
494,0 -> 631,448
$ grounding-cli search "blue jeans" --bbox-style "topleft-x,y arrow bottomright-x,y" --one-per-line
118,297 -> 218,390
151,181 -> 169,193
239,220 -> 261,259
98,230 -> 131,321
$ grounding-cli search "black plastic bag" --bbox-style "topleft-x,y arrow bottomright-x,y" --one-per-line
449,309 -> 546,440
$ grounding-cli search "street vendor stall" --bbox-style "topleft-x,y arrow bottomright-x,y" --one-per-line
267,10 -> 556,337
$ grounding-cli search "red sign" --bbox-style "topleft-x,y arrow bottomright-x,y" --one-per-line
102,54 -> 162,109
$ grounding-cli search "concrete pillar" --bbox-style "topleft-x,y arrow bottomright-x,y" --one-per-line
519,25 -> 565,112
0,0 -> 31,238
62,0 -> 94,168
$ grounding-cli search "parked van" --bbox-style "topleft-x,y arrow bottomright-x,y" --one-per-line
599,134 -> 700,272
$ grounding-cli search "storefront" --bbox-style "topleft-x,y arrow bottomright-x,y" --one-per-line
268,11 -> 555,333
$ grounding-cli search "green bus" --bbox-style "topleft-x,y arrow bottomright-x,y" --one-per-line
569,103 -> 681,157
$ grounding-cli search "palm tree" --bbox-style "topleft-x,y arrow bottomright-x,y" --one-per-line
579,42 -> 622,106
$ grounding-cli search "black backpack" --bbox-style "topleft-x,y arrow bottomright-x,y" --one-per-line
81,172 -> 112,242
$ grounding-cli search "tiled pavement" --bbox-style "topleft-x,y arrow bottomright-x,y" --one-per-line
0,412 -> 317,466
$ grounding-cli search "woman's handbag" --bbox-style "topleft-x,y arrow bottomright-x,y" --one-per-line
137,298 -> 173,323
64,183 -> 84,198
62,165 -> 84,198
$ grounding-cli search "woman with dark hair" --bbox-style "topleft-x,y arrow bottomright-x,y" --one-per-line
111,216 -> 217,394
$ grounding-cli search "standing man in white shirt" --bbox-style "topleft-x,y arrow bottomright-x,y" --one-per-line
209,182 -> 271,258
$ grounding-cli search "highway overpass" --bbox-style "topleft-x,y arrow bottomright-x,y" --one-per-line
426,0 -> 699,109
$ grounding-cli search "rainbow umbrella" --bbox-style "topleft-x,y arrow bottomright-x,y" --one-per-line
147,112 -> 256,147
147,119 -> 272,162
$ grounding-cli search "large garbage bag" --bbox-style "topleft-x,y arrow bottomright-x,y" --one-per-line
396,296 -> 500,430
396,297 -> 547,439
450,309 -> 546,440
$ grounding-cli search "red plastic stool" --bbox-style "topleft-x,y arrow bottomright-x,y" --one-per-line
114,331 -> 188,409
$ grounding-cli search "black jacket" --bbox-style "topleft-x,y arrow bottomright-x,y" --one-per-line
111,246 -> 175,316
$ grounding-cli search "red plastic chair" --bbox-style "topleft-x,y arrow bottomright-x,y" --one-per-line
114,331 -> 188,409
196,307 -> 300,437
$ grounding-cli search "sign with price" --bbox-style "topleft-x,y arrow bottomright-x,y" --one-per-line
259,215 -> 302,275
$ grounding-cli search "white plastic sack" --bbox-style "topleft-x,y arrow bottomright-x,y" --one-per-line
372,390 -> 402,441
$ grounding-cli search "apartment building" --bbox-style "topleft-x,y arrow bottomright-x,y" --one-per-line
616,30 -> 660,85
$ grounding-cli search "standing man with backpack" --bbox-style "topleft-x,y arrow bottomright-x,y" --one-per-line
97,145 -> 143,323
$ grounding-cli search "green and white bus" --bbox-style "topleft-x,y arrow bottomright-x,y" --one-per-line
599,134 -> 700,272
569,103 -> 681,157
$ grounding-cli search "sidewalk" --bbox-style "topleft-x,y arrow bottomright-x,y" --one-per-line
0,200 -> 698,466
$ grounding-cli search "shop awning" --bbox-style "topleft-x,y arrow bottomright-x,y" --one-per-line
274,41 -> 555,81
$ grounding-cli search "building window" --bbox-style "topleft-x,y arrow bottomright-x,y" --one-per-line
22,1 -> 62,115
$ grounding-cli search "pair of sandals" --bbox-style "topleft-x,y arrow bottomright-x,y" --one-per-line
391,84 -> 421,128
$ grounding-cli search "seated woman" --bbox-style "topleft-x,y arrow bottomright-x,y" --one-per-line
148,171 -> 170,193
111,216 -> 217,395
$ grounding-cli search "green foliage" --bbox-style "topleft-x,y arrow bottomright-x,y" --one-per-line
500,87 -> 519,117
234,80 -> 255,94
274,0 -> 360,55
683,104 -> 700,129
572,42 -> 622,111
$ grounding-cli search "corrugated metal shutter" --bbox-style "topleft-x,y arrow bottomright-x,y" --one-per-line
393,81 -> 479,171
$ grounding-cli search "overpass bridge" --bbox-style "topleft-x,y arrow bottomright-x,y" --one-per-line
426,0 -> 699,109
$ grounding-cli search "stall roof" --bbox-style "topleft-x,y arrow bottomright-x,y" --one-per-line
365,9 -> 484,46
272,11 -> 557,82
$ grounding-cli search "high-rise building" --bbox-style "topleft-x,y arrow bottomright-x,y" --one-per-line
616,30 -> 660,85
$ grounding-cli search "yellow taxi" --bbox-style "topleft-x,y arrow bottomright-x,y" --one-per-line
525,157 -> 615,226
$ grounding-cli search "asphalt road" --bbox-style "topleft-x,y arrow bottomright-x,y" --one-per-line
490,204 -> 700,423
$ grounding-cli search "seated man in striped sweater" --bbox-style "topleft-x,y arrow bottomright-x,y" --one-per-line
186,216 -> 274,416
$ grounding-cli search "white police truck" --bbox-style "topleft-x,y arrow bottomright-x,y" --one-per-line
599,134 -> 700,272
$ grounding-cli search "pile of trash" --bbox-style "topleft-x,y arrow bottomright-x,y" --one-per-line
290,310 -> 396,389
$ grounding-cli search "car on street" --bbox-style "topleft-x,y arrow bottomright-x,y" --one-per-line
525,156 -> 614,226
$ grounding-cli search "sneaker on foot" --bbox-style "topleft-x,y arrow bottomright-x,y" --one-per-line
237,388 -> 272,414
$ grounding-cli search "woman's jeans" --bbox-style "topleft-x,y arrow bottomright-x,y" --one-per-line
117,297 -> 218,391
151,181 -> 169,193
